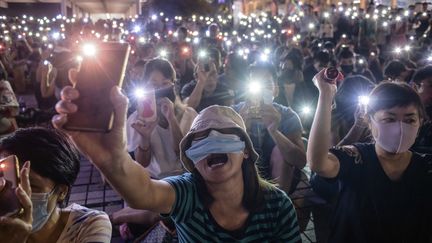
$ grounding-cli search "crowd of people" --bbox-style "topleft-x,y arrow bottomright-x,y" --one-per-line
0,1 -> 431,242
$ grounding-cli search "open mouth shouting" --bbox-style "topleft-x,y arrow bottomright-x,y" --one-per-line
206,153 -> 228,169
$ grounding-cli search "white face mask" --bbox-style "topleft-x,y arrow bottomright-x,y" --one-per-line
31,187 -> 56,233
371,119 -> 419,154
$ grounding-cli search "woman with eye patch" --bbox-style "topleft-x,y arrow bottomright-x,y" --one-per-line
307,70 -> 432,243
54,81 -> 302,242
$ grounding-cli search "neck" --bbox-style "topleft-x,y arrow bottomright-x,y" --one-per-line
206,170 -> 244,209
375,143 -> 410,162
28,208 -> 63,243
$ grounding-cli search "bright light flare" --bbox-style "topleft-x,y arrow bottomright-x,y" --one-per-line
134,88 -> 146,98
358,95 -> 370,106
301,106 -> 312,115
82,43 -> 96,56
249,82 -> 262,94
198,50 -> 207,58
159,49 -> 168,58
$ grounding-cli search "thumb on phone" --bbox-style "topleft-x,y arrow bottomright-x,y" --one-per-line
110,86 -> 129,131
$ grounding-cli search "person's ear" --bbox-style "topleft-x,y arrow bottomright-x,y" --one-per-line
57,185 -> 69,202
243,149 -> 250,159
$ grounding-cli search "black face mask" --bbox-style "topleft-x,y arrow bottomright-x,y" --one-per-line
340,64 -> 354,75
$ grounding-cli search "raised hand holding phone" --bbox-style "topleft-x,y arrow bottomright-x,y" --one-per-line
0,160 -> 33,243
313,68 -> 339,98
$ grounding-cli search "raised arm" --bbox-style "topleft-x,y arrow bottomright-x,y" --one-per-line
53,85 -> 176,214
306,69 -> 341,178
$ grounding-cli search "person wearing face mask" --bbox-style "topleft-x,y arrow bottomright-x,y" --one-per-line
53,89 -> 302,242
337,48 -> 355,78
0,128 -> 112,243
234,64 -> 306,196
308,71 -> 432,243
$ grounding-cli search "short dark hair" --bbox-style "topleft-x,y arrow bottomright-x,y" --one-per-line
143,58 -> 176,82
0,128 -> 81,188
411,65 -> 432,84
249,62 -> 277,82
383,60 -> 407,79
338,48 -> 354,60
314,50 -> 331,65
367,81 -> 426,121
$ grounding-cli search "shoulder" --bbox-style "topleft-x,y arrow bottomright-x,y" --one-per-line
273,103 -> 297,116
263,187 -> 295,210
412,152 -> 432,171
181,80 -> 197,95
65,203 -> 110,223
330,144 -> 364,163
61,204 -> 111,240
273,103 -> 302,130
163,173 -> 197,189
231,101 -> 246,112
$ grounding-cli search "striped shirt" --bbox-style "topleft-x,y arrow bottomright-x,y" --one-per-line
163,173 -> 301,242
56,203 -> 112,243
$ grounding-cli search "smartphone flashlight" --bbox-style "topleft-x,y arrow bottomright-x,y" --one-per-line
48,43 -> 53,49
82,43 -> 96,56
370,52 -> 376,56
43,60 -> 50,66
301,106 -> 312,115
159,49 -> 168,58
134,88 -> 146,99
198,49 -> 207,59
342,34 -> 347,39
358,95 -> 370,106
249,81 -> 261,95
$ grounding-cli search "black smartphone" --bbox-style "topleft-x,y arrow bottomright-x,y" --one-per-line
0,155 -> 23,217
64,42 -> 131,132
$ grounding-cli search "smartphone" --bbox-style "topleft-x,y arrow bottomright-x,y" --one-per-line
0,155 -> 22,217
64,42 -> 131,132
137,88 -> 157,123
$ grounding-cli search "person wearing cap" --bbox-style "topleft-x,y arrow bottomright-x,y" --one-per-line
53,83 -> 301,242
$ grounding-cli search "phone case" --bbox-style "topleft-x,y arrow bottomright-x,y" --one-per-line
137,89 -> 157,123
0,155 -> 23,217
64,42 -> 131,132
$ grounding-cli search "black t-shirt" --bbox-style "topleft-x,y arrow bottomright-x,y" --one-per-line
180,80 -> 234,112
328,143 -> 432,243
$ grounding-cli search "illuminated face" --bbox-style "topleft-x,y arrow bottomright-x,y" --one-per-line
146,70 -> 173,90
192,130 -> 247,184
204,70 -> 218,92
370,105 -> 421,138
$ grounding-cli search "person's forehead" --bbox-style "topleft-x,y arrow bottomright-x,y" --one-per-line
376,105 -> 419,115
